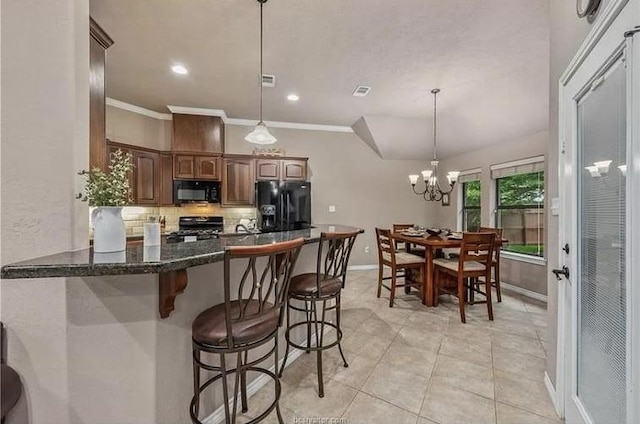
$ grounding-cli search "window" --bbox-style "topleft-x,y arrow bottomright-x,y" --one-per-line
495,170 -> 545,257
462,180 -> 481,231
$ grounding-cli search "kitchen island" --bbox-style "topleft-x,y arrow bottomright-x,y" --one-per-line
1,225 -> 363,317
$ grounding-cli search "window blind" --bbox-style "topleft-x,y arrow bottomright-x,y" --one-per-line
490,156 -> 545,179
458,168 -> 482,183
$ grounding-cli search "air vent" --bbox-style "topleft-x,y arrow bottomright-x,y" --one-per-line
352,85 -> 371,97
262,74 -> 276,87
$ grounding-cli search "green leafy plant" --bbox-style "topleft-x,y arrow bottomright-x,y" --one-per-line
77,149 -> 134,206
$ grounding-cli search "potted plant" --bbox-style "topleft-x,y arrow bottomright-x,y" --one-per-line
78,149 -> 134,252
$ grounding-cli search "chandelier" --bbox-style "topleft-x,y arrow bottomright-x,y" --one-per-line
409,88 -> 459,201
245,0 -> 277,145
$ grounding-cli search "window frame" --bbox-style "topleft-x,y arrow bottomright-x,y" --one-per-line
494,170 -> 545,259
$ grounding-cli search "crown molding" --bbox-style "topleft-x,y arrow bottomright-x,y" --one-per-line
166,105 -> 228,120
106,98 -> 172,120
225,118 -> 354,133
110,101 -> 354,133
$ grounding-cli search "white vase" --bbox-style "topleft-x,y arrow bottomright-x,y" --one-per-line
91,207 -> 126,253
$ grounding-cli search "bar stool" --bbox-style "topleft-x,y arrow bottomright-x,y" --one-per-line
190,238 -> 304,424
278,231 -> 360,398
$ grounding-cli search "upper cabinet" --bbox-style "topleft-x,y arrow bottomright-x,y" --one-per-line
174,155 -> 220,180
255,158 -> 308,181
133,151 -> 159,205
222,157 -> 255,206
89,18 -> 113,171
255,159 -> 281,181
281,159 -> 307,181
172,114 -> 225,154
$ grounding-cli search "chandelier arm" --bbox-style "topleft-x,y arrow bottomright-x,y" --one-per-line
411,182 -> 428,196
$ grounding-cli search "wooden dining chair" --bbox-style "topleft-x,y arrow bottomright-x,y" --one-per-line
478,227 -> 503,302
433,232 -> 496,323
375,228 -> 424,307
392,223 -> 426,256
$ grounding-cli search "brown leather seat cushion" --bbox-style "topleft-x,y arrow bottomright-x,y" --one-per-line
192,300 -> 279,347
289,273 -> 342,296
1,364 -> 21,419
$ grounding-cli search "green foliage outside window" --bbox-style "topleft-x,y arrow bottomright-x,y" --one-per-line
462,180 -> 481,231
497,171 -> 545,257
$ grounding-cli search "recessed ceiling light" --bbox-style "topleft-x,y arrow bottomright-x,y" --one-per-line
287,94 -> 300,102
171,64 -> 188,75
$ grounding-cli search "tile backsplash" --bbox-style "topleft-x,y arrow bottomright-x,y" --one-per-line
89,205 -> 257,236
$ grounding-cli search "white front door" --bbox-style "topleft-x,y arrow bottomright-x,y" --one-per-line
558,2 -> 639,423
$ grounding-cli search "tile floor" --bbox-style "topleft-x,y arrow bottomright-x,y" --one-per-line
239,270 -> 561,424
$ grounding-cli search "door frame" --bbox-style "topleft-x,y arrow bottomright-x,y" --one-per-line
555,0 -> 639,422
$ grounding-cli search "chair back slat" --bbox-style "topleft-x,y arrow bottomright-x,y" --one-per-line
316,231 -> 360,292
459,232 -> 495,271
392,224 -> 413,250
375,228 -> 397,264
479,227 -> 503,260
223,237 -> 304,346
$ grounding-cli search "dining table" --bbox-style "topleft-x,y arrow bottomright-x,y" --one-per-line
391,231 -> 505,307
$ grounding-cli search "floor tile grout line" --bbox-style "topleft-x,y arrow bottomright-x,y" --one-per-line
339,305 -> 401,419
492,333 -> 499,424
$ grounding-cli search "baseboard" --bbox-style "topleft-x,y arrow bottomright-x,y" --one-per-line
544,371 -> 562,417
347,264 -> 377,271
201,339 -> 308,424
500,282 -> 547,303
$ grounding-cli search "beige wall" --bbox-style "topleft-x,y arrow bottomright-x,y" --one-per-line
224,124 -> 434,266
1,0 -> 90,422
105,105 -> 172,151
546,0 -> 605,387
432,131 -> 548,295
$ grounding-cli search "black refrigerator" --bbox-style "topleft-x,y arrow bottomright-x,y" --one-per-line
256,181 -> 311,232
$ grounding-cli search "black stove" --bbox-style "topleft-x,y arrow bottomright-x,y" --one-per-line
166,216 -> 224,243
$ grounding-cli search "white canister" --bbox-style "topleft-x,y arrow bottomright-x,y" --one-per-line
144,222 -> 161,247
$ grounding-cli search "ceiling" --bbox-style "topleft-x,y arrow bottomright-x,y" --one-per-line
90,0 -> 549,160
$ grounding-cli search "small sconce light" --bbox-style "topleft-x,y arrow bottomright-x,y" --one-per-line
585,166 -> 601,178
618,164 -> 627,177
593,160 -> 612,176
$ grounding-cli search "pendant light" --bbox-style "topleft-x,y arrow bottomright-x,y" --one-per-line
245,0 -> 277,145
408,89 -> 459,201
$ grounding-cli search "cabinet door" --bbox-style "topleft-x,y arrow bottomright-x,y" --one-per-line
195,156 -> 221,180
159,153 -> 174,205
281,160 -> 307,181
172,114 -> 224,153
174,155 -> 195,179
222,158 -> 255,206
256,159 -> 281,180
134,151 -> 159,205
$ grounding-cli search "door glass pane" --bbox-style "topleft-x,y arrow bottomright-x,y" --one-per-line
577,60 -> 627,423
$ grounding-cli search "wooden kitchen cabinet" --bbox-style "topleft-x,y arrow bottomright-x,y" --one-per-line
172,114 -> 224,154
195,156 -> 221,180
133,151 -> 159,204
159,153 -> 174,205
174,155 -> 220,180
281,159 -> 307,181
255,159 -> 281,180
174,155 -> 195,179
89,18 -> 113,171
222,158 -> 254,206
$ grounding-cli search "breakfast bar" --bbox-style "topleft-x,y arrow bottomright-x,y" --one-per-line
1,225 -> 363,318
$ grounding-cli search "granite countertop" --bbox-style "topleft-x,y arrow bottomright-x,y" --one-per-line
1,225 -> 364,279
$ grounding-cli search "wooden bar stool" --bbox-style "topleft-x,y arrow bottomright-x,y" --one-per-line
190,238 -> 304,424
278,231 -> 360,398
478,226 -> 503,302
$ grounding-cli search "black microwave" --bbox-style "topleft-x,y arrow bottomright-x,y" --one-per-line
173,180 -> 220,204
